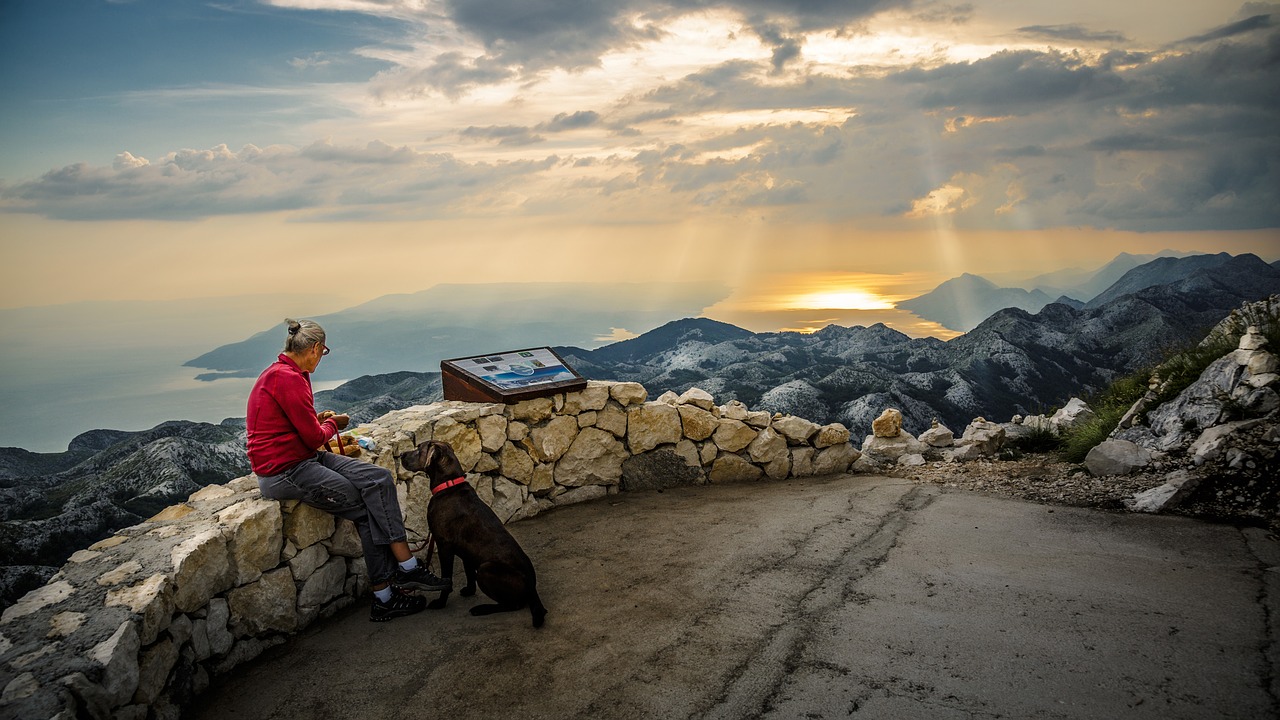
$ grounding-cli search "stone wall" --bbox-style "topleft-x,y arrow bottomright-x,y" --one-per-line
0,381 -> 863,720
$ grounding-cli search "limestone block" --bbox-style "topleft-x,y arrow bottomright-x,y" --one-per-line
288,543 -> 330,581
97,561 -> 143,587
1084,439 -> 1152,476
149,504 -> 196,522
713,419 -> 758,453
610,382 -> 649,406
226,475 -> 259,493
69,549 -> 102,564
433,418 -> 483,472
578,411 -> 598,428
89,620 -> 141,707
325,518 -> 364,558
525,415 -> 579,463
1239,327 -> 1268,351
171,528 -> 233,613
1125,470 -> 1202,513
510,497 -> 555,523
656,390 -> 679,404
507,421 -> 530,442
791,447 -> 816,477
106,574 -> 174,646
815,423 -> 852,448
1190,420 -> 1261,465
743,410 -> 772,428
764,455 -> 791,480
190,484 -> 235,503
562,381 -> 612,414
814,443 -> 860,475
471,474 -> 495,507
1049,398 -> 1096,433
475,452 -> 500,473
47,612 -> 86,639
897,454 -> 926,468
1247,372 -> 1279,389
134,637 -> 177,705
699,441 -> 718,467
499,442 -> 536,484
720,401 -> 749,421
507,397 -> 555,424
477,414 -> 508,453
674,439 -> 702,471
872,408 -> 903,438
491,477 -> 527,523
168,614 -> 192,647
621,448 -> 705,491
217,498 -> 283,586
229,569 -> 298,636
628,403 -> 683,454
297,558 -> 344,610
552,485 -> 608,507
677,387 -> 716,410
861,433 -> 927,463
918,424 -> 954,448
206,599 -> 234,656
678,404 -> 719,441
555,428 -> 627,487
945,444 -> 984,462
190,619 -> 211,661
772,416 -> 820,445
1246,351 -> 1279,376
709,455 -> 763,483
596,404 -> 628,438
851,455 -> 882,473
747,427 -> 788,464
283,502 -> 335,550
2,581 -> 74,624
530,463 -> 555,495
959,420 -> 1006,456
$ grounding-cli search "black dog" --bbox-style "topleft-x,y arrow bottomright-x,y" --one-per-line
398,440 -> 547,628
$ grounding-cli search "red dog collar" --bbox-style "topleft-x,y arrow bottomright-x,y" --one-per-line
431,476 -> 468,495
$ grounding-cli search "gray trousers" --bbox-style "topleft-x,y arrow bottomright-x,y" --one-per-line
257,451 -> 405,585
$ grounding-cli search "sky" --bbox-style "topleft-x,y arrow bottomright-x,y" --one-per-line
0,0 -> 1278,451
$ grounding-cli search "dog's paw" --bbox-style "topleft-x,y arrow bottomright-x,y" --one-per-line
460,586 -> 476,597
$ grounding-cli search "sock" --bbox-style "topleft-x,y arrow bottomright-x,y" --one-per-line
399,556 -> 419,572
374,586 -> 392,603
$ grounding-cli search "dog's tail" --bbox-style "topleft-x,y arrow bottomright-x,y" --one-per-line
528,588 -> 547,628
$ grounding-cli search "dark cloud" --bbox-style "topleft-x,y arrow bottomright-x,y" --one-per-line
537,110 -> 602,131
1015,24 -> 1129,44
1085,133 -> 1191,153
1175,13 -> 1275,45
893,50 -> 1127,114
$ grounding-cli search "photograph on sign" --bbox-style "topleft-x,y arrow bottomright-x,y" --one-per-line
457,348 -> 578,391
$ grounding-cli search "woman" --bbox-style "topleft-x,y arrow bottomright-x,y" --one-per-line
246,319 -> 450,621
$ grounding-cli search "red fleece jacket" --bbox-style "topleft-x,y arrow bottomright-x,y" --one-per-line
246,354 -> 339,476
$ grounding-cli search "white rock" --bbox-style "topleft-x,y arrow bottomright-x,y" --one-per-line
860,433 -> 927,463
217,498 -> 283,586
556,427 -> 628,487
918,424 -> 954,448
609,382 -> 649,406
295,558 -> 343,611
1050,398 -> 1096,433
772,416 -> 820,445
1,581 -> 74,624
171,528 -> 233,613
499,442 -> 536,484
1126,470 -> 1203,513
562,381 -> 612,414
627,403 -> 683,454
713,418 -> 758,453
676,387 -> 716,410
1084,439 -> 1151,476
491,476 -> 527,523
105,574 -> 173,646
595,404 -> 628,438
525,415 -> 580,463
814,423 -> 852,449
89,620 -> 141,706
959,420 -> 1006,456
709,455 -> 764,483
282,502 -> 335,551
747,427 -> 788,464
814,443 -> 860,475
476,414 -> 508,453
678,404 -> 719,442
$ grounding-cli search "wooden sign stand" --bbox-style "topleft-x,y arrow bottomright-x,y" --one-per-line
441,346 -> 587,404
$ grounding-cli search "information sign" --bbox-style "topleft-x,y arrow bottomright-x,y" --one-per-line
440,347 -> 587,403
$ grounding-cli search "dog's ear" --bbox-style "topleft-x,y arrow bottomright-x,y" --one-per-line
421,441 -> 439,469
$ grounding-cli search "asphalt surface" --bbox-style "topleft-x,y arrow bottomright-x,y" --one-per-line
188,474 -> 1279,720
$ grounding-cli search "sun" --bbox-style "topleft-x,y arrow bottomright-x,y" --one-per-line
789,290 -> 896,311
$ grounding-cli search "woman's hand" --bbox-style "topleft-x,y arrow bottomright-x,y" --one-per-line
332,414 -> 350,431
318,410 -> 336,422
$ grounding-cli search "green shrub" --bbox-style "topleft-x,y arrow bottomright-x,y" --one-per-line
1057,369 -> 1149,464
1007,426 -> 1062,454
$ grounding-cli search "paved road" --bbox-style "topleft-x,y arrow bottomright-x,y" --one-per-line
190,474 -> 1279,720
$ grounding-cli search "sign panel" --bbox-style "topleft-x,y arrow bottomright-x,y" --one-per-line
441,347 -> 587,403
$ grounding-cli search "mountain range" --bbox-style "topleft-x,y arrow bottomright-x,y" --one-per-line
3,252 -> 1279,609
899,250 -> 1199,331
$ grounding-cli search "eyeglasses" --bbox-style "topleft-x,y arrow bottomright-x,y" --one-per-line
320,345 -> 331,356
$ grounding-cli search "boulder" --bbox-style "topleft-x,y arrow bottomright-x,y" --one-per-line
1125,470 -> 1203,513
556,428 -> 628,487
676,387 -> 716,410
609,382 -> 649,406
772,416 -> 820,445
712,419 -> 758,453
627,403 -> 683,454
524,415 -> 579,463
814,444 -> 860,475
229,568 -> 298,635
499,442 -> 535,484
1050,398 -> 1096,433
814,423 -> 852,448
708,455 -> 764,483
1084,439 -> 1151,476
918,421 -> 954,448
871,408 -> 903,438
861,433 -> 927,463
746,427 -> 788,465
621,448 -> 705,491
677,404 -> 719,442
959,419 -> 1006,456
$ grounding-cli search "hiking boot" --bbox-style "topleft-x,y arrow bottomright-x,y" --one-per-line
394,563 -> 452,592
370,587 -> 426,622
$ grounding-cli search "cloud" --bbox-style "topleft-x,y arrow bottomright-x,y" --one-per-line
1016,24 -> 1129,44
1175,12 -> 1275,45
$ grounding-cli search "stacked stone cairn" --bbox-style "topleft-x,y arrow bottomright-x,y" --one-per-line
0,380 -> 865,720
855,408 -> 1016,470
